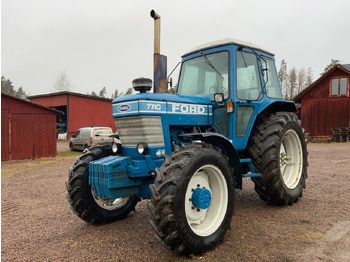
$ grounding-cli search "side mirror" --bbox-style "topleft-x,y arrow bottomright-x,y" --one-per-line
72,134 -> 76,138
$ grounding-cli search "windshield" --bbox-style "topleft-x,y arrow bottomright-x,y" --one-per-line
177,51 -> 229,100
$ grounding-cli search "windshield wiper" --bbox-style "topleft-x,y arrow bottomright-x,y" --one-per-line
201,51 -> 223,78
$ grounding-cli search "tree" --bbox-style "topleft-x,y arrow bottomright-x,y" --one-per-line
306,67 -> 313,87
112,89 -> 121,99
322,59 -> 340,75
16,87 -> 27,100
1,75 -> 28,100
111,87 -> 133,99
124,87 -> 133,96
1,76 -> 16,96
99,87 -> 107,98
288,67 -> 297,100
278,60 -> 288,90
90,91 -> 97,97
53,71 -> 72,91
297,67 -> 306,94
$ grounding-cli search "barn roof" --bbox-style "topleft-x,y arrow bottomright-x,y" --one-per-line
2,93 -> 63,114
27,91 -> 113,102
294,64 -> 350,103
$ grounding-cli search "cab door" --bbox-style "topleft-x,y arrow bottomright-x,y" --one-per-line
233,50 -> 264,150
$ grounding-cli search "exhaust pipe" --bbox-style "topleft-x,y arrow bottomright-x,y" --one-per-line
150,10 -> 167,93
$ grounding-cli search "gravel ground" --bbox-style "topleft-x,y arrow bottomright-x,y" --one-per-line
1,142 -> 350,262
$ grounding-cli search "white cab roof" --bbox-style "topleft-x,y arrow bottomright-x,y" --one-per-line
182,38 -> 274,57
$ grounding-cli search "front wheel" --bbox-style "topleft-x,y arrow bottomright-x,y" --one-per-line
248,112 -> 308,205
148,143 -> 235,254
66,144 -> 139,224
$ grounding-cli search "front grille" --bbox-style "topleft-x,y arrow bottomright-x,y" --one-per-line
115,116 -> 164,147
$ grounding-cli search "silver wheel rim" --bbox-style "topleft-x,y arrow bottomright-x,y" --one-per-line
185,164 -> 228,237
280,129 -> 303,189
91,188 -> 130,211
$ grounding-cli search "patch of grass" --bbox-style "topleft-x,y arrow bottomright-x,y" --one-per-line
56,149 -> 81,159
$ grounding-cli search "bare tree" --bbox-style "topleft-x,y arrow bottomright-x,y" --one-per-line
306,67 -> 313,87
53,71 -> 72,91
289,67 -> 297,100
297,67 -> 306,94
278,59 -> 289,99
278,60 -> 288,89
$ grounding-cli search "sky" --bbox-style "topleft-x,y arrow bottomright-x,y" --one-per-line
2,0 -> 350,97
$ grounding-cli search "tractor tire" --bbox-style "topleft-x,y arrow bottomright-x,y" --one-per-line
248,112 -> 308,205
148,143 -> 235,254
66,143 -> 139,224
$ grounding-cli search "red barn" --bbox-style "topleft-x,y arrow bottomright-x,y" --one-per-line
294,64 -> 350,136
1,93 -> 61,161
28,92 -> 116,138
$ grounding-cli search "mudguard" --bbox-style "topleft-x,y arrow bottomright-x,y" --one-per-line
179,132 -> 243,189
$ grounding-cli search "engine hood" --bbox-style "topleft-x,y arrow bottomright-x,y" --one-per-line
112,93 -> 213,126
112,93 -> 212,105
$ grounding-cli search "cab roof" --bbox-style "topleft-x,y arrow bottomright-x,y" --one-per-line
182,38 -> 275,57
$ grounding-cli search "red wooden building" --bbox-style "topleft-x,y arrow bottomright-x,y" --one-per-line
28,91 -> 116,138
1,93 -> 61,161
294,64 -> 350,136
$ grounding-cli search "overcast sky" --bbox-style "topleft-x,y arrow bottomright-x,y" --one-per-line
2,0 -> 350,97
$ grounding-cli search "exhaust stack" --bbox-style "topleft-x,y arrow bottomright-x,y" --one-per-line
150,10 -> 167,93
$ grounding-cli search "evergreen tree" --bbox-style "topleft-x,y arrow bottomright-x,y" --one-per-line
322,59 -> 340,75
1,76 -> 16,96
99,87 -> 107,98
1,76 -> 28,100
124,87 -> 133,96
16,87 -> 27,99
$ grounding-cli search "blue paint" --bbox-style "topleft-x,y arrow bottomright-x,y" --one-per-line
89,41 -> 297,200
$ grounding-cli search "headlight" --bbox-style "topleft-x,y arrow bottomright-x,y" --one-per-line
137,143 -> 148,154
111,142 -> 119,153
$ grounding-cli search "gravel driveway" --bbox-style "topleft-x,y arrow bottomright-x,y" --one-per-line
2,142 -> 350,261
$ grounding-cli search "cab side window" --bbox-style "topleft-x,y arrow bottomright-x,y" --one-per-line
236,51 -> 262,100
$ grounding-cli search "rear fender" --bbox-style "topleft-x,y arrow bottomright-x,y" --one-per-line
179,132 -> 243,189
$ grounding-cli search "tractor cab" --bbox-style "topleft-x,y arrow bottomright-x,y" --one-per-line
177,39 -> 295,150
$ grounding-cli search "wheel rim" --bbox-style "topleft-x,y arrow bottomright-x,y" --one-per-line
185,164 -> 228,237
91,188 -> 130,211
280,129 -> 303,189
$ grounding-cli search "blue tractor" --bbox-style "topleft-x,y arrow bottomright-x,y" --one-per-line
66,10 -> 308,254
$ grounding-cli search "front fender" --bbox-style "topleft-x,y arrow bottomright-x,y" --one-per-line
179,132 -> 243,189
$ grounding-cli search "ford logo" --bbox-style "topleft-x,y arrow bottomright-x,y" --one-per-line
118,104 -> 131,112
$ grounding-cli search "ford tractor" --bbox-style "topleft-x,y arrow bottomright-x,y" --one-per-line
66,10 -> 308,254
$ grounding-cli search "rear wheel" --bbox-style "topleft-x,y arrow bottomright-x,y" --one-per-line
66,144 -> 139,224
148,143 -> 235,254
248,112 -> 308,205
